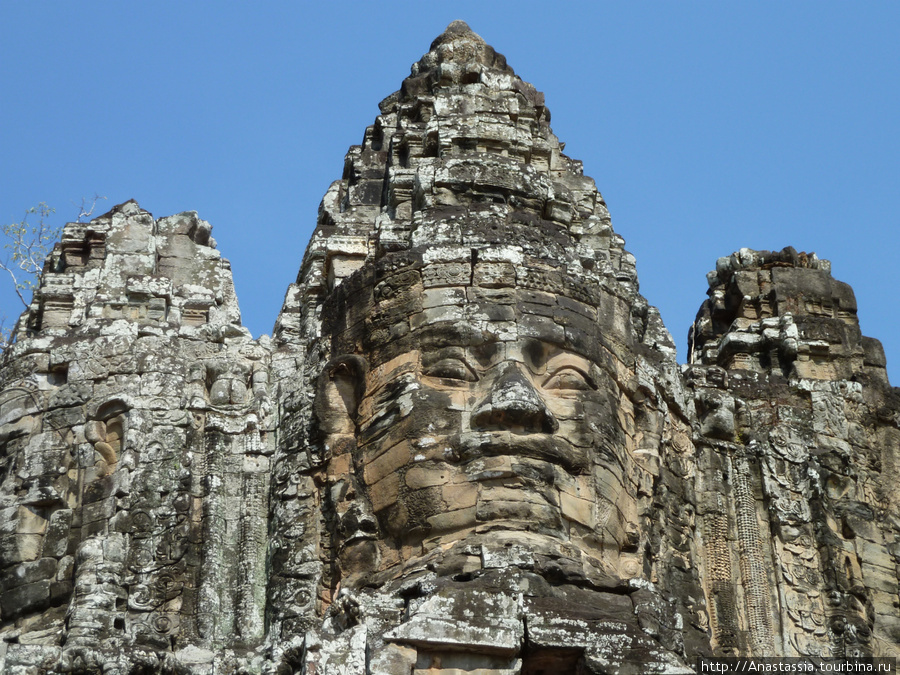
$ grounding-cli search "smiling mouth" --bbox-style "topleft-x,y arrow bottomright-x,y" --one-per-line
449,431 -> 590,475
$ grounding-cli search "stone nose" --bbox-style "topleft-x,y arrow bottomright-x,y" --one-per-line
471,364 -> 559,433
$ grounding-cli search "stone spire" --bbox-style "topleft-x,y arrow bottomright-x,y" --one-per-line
415,20 -> 515,80
275,21 -> 668,359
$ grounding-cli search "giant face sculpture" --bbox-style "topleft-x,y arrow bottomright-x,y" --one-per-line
318,249 -> 650,585
289,20 -> 666,609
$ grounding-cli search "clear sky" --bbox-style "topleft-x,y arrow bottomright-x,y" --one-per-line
2,3 -> 898,385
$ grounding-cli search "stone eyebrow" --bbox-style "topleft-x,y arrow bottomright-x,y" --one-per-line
415,324 -> 485,348
419,345 -> 467,362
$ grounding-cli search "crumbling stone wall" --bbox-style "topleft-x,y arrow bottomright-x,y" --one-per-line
0,20 -> 896,675
689,247 -> 900,658
0,202 -> 274,671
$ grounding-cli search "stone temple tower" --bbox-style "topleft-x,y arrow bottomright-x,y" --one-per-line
0,20 -> 897,675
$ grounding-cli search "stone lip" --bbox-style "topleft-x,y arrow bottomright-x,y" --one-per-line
450,430 -> 591,475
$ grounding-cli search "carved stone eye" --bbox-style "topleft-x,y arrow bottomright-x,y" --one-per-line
423,358 -> 478,383
542,367 -> 595,391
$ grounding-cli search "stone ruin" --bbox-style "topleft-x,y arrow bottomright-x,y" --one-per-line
1,20 -> 898,675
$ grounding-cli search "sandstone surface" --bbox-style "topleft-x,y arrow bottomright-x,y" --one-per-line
0,21 -> 897,675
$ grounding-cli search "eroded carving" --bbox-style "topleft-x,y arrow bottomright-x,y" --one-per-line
0,19 -> 897,675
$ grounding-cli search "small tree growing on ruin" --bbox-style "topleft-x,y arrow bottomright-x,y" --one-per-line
1,196 -> 105,348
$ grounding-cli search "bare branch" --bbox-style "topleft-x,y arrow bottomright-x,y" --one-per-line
76,194 -> 107,223
1,202 -> 61,308
1,197 -> 101,344
0,262 -> 28,306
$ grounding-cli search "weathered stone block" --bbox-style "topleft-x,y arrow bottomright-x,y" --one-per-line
0,557 -> 57,592
13,506 -> 48,535
422,262 -> 471,288
422,287 -> 466,310
42,509 -> 73,558
363,442 -> 411,487
368,472 -> 401,513
473,261 -> 516,288
0,579 -> 50,618
0,534 -> 42,564
441,483 -> 477,510
559,490 -> 595,528
80,497 -> 115,525
369,643 -> 417,674
405,464 -> 452,490
427,506 -> 477,533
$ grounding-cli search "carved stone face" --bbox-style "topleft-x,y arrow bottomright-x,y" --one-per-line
322,255 -> 644,579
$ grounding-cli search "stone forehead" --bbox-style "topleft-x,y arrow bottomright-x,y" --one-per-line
361,238 -> 613,288
323,248 -> 631,370
330,247 -> 613,312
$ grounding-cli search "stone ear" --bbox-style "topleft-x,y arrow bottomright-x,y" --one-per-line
315,355 -> 369,434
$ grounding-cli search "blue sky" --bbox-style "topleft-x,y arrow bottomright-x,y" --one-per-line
2,3 -> 898,384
